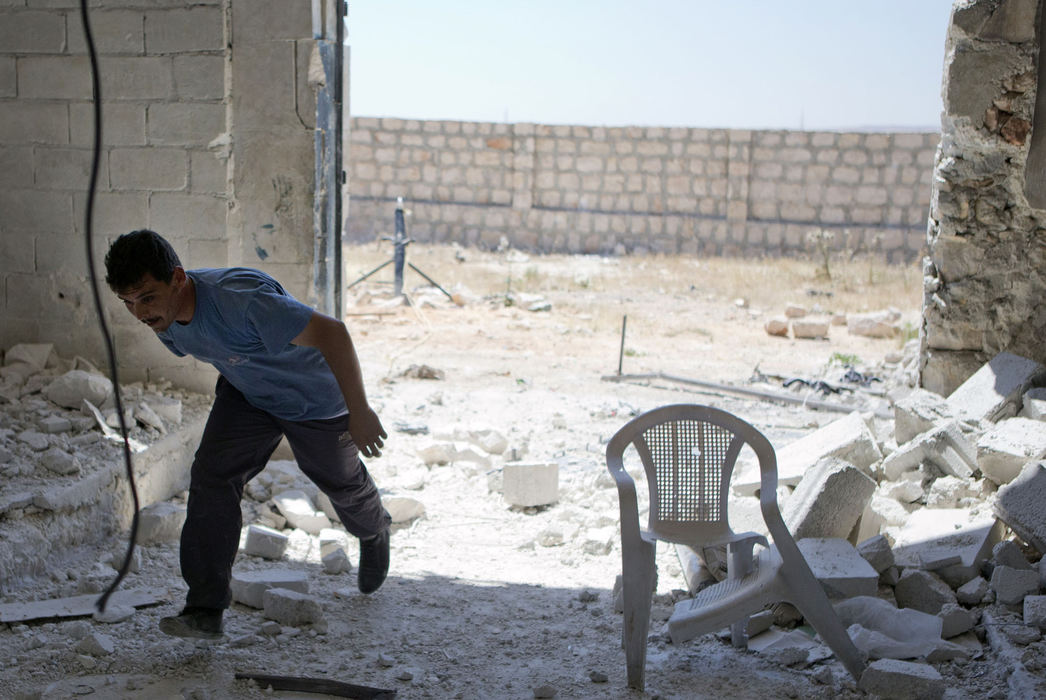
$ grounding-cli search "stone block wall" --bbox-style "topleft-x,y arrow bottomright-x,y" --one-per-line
921,0 -> 1046,395
347,118 -> 938,262
0,0 -> 319,393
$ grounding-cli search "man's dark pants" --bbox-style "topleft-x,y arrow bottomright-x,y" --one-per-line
181,376 -> 390,610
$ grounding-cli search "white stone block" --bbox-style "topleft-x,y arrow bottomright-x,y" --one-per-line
262,587 -> 324,626
322,548 -> 351,574
384,495 -> 425,524
881,421 -> 976,481
1023,595 -> 1046,628
938,603 -> 975,639
990,565 -> 1039,605
243,524 -> 288,560
893,388 -> 953,444
995,461 -> 1046,554
135,502 -> 186,544
44,370 -> 113,410
318,528 -> 349,558
976,418 -> 1046,486
887,508 -> 1002,570
946,351 -> 1045,423
231,569 -> 309,609
39,415 -> 72,434
272,489 -> 330,534
956,577 -> 989,606
502,462 -> 558,507
857,534 -> 895,573
791,317 -> 830,339
782,457 -> 876,540
894,569 -> 957,614
859,659 -> 944,700
733,412 -> 882,496
847,310 -> 900,339
1020,388 -> 1046,420
796,537 -> 879,599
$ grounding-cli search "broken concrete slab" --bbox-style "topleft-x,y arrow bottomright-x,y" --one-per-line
782,457 -> 876,541
976,418 -> 1046,485
791,317 -> 830,339
894,569 -> 957,614
886,507 -> 1002,571
992,540 -> 1032,570
847,310 -> 901,339
243,524 -> 289,560
0,589 -> 162,624
994,461 -> 1046,554
322,548 -> 351,574
135,502 -> 186,544
262,587 -> 324,626
946,351 -> 1046,424
1024,595 -> 1046,628
502,462 -> 558,507
881,421 -> 977,481
894,388 -> 953,444
230,569 -> 309,609
43,369 -> 114,410
384,495 -> 426,524
938,603 -> 976,638
858,658 -> 945,699
796,537 -> 879,598
734,412 -> 882,496
857,534 -> 895,573
956,577 -> 990,606
318,528 -> 349,558
1021,387 -> 1046,420
989,565 -> 1039,605
272,490 -> 330,534
836,595 -> 943,646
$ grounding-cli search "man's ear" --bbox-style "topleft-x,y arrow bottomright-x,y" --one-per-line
172,266 -> 187,285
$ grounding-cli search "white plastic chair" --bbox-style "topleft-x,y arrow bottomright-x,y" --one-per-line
606,404 -> 866,690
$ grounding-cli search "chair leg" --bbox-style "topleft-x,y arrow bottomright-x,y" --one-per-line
786,574 -> 867,680
622,539 -> 657,690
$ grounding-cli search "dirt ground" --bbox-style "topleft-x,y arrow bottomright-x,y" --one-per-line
4,244 -> 1019,699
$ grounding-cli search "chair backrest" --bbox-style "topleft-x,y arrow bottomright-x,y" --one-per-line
606,404 -> 775,544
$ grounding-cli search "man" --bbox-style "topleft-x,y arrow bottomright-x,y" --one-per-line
105,230 -> 391,640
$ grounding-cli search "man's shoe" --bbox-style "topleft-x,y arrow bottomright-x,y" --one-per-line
158,607 -> 224,640
358,528 -> 390,594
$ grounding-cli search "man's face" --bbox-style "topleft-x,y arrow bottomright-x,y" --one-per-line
114,269 -> 185,333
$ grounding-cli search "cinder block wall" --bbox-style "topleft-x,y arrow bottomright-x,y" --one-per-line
0,0 -> 317,393
347,118 -> 938,263
921,0 -> 1046,395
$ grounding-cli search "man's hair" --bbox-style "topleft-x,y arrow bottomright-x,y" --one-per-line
104,230 -> 182,290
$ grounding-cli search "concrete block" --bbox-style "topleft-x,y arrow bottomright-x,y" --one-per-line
894,388 -> 953,444
43,370 -> 113,410
503,462 -> 558,507
956,577 -> 989,606
135,502 -> 186,544
883,472 -> 923,503
272,490 -> 330,534
243,524 -> 288,560
71,103 -> 147,147
992,540 -> 1032,570
938,603 -> 975,638
230,569 -> 308,609
847,310 -> 900,339
39,416 -> 72,434
796,538 -> 879,598
887,508 -> 1002,570
383,495 -> 425,524
734,412 -> 882,496
881,421 -> 976,481
1024,595 -> 1046,628
40,447 -> 80,475
0,57 -> 12,98
109,148 -> 187,191
262,587 -> 324,626
147,103 -> 226,145
145,7 -> 224,53
322,548 -> 351,574
174,55 -> 226,100
791,317 -> 830,339
894,569 -> 957,614
782,457 -> 875,540
318,528 -> 349,559
946,351 -> 1046,423
858,534 -> 895,573
1020,388 -> 1046,420
976,418 -> 1046,485
990,565 -> 1040,605
859,659 -> 944,699
18,56 -> 92,99
995,461 -> 1046,554
764,316 -> 789,336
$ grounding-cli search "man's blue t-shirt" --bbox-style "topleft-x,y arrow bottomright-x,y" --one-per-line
157,268 -> 347,421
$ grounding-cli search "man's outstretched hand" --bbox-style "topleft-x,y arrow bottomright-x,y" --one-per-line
350,405 -> 387,458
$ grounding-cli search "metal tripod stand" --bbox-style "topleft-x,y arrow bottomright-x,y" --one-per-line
347,197 -> 453,300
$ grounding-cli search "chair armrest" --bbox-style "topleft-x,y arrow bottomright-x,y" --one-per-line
607,457 -> 645,548
727,532 -> 769,578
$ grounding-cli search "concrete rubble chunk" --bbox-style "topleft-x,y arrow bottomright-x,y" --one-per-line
136,502 -> 187,544
384,495 -> 426,524
147,394 -> 182,425
322,547 -> 351,574
893,388 -> 954,444
243,524 -> 289,560
847,310 -> 901,339
38,415 -> 72,434
43,370 -> 114,410
989,565 -> 1039,605
836,596 -> 943,646
272,489 -> 331,534
858,659 -> 945,700
75,632 -> 116,657
791,317 -> 830,339
5,343 -> 55,371
945,351 -> 1046,424
857,534 -> 895,573
894,569 -> 957,615
782,457 -> 876,540
417,442 -> 454,466
925,475 -> 977,508
318,528 -> 349,558
231,569 -> 309,609
764,316 -> 789,337
1024,595 -> 1046,628
994,461 -> 1046,554
887,508 -> 1002,571
134,402 -> 166,433
992,540 -> 1032,570
881,421 -> 977,481
39,447 -> 80,476
18,430 -> 50,451
796,538 -> 879,598
938,603 -> 976,638
503,462 -> 558,507
956,577 -> 990,606
734,412 -> 882,496
976,418 -> 1046,486
1021,387 -> 1046,420
262,587 -> 324,626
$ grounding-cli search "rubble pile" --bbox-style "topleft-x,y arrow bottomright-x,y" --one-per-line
0,343 -> 209,593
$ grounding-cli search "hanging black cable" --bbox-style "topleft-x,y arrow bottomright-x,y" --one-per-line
80,0 -> 140,614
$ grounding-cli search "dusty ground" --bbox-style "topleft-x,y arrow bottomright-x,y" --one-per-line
3,244 -> 1020,699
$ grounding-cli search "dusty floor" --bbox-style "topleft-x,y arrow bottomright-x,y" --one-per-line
1,245 -> 1028,699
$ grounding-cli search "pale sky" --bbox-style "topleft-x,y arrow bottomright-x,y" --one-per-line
347,1 -> 955,131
